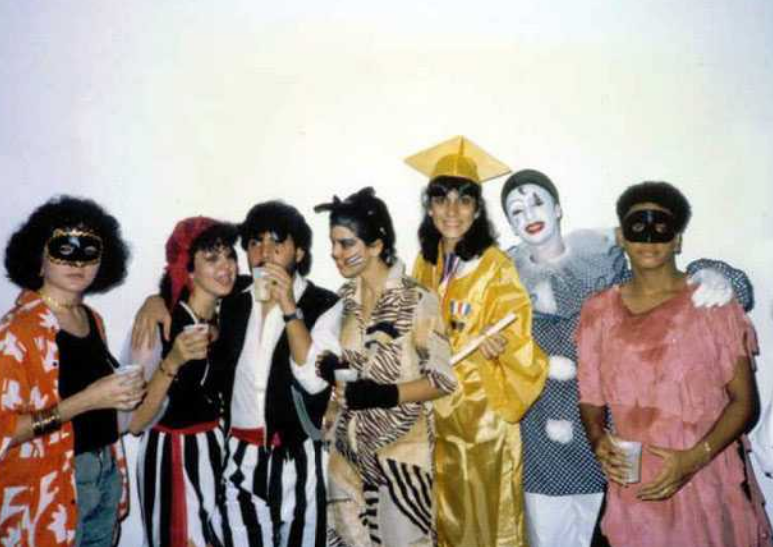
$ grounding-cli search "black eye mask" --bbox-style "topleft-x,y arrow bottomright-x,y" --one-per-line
622,209 -> 677,243
45,229 -> 103,266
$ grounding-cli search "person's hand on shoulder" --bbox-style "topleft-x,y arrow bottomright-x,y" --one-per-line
131,295 -> 172,348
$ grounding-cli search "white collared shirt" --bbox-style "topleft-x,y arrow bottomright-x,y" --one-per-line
230,275 -> 342,429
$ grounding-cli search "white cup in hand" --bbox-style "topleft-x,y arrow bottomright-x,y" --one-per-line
610,437 -> 642,484
334,369 -> 359,383
116,363 -> 143,382
252,267 -> 271,302
183,323 -> 209,335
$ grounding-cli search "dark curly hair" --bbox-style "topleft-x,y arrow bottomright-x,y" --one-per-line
239,201 -> 312,276
314,187 -> 397,266
418,176 -> 497,263
159,222 -> 238,310
4,195 -> 130,293
616,181 -> 692,233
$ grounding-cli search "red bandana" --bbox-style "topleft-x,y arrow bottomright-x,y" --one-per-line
165,216 -> 218,309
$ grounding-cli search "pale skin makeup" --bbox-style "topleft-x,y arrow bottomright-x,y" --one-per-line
129,247 -> 237,433
9,251 -> 146,448
427,188 -> 507,360
579,201 -> 758,501
504,183 -> 566,262
326,224 -> 444,405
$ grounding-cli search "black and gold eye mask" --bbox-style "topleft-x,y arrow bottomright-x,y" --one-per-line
45,228 -> 103,266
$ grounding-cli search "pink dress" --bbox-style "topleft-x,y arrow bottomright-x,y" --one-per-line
577,284 -> 772,547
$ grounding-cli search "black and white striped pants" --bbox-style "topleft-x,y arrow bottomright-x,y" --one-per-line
136,422 -> 225,547
211,433 -> 327,547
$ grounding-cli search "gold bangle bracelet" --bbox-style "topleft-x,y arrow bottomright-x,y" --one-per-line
701,440 -> 712,465
32,406 -> 62,437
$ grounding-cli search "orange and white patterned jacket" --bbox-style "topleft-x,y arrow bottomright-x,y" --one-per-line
0,290 -> 129,546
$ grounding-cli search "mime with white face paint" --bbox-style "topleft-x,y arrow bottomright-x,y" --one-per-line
500,169 -> 754,547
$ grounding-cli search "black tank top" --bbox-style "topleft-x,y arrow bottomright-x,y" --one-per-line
57,308 -> 119,454
157,302 -> 221,428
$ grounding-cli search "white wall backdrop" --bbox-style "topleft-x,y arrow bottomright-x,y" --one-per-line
1,2 -> 771,544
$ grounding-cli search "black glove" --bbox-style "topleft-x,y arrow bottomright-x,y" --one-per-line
345,379 -> 399,410
316,352 -> 347,385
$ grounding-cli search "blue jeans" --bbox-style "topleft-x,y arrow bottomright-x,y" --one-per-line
74,445 -> 122,547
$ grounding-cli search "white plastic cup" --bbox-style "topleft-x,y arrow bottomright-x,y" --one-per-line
117,363 -> 142,375
334,369 -> 359,383
612,437 -> 642,484
116,363 -> 143,383
252,267 -> 271,302
183,323 -> 209,335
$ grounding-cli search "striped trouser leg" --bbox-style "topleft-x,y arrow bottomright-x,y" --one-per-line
212,436 -> 326,547
379,458 -> 434,546
327,456 -> 435,547
212,436 -> 273,547
137,426 -> 225,547
277,439 -> 326,547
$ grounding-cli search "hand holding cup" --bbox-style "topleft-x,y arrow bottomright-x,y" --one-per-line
252,267 -> 271,302
636,444 -> 703,501
263,263 -> 295,310
594,432 -> 638,485
86,371 -> 146,411
165,325 -> 209,373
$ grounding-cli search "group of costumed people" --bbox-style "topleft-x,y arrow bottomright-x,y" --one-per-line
0,135 -> 770,547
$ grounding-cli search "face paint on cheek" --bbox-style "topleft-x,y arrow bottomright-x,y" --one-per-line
344,254 -> 365,267
622,209 -> 677,243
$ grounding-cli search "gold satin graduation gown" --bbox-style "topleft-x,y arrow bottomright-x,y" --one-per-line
413,246 -> 548,547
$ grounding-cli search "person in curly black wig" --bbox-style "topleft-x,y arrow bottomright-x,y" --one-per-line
5,195 -> 130,293
418,175 -> 498,264
239,200 -> 313,276
0,195 -> 143,546
615,181 -> 692,234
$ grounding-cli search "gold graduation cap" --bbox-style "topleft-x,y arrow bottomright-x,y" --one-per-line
404,135 -> 511,184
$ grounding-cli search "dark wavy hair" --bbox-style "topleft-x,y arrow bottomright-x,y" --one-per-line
5,195 -> 130,293
159,222 -> 238,310
418,176 -> 497,263
616,181 -> 692,233
314,187 -> 397,266
239,201 -> 312,276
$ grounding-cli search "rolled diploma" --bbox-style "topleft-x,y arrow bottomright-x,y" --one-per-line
450,312 -> 517,365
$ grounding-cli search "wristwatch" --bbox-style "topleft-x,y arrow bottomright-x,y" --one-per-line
282,308 -> 304,323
